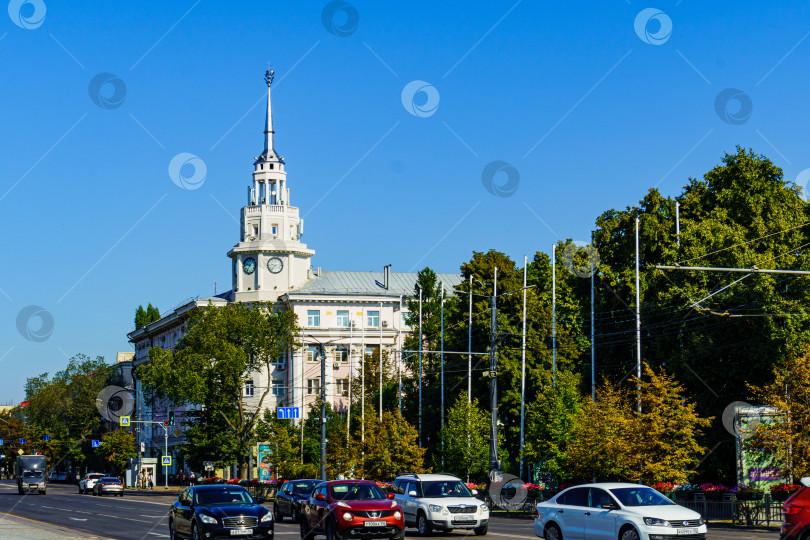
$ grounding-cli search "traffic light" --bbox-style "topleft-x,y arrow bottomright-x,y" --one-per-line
169,411 -> 175,426
163,420 -> 169,426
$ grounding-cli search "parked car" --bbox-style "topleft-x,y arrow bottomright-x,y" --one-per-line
274,479 -> 321,523
534,483 -> 707,540
393,473 -> 489,536
781,477 -> 810,540
300,479 -> 404,540
78,473 -> 105,494
93,476 -> 124,497
169,484 -> 273,539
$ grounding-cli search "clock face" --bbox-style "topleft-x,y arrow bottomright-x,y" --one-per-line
243,257 -> 256,275
267,257 -> 284,274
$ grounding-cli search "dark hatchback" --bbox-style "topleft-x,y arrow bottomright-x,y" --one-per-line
274,479 -> 321,523
169,485 -> 273,539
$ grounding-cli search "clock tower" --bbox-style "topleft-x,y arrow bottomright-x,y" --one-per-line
228,67 -> 315,303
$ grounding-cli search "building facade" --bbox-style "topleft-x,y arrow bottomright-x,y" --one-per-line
127,69 -> 461,467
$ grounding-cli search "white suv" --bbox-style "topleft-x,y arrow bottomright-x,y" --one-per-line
393,473 -> 489,536
78,473 -> 105,494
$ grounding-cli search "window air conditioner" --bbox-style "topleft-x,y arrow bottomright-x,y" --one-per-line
382,321 -> 388,327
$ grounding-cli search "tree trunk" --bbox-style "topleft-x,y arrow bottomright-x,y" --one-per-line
239,460 -> 249,480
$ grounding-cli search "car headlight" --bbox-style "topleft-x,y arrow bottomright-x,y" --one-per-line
479,504 -> 489,513
261,512 -> 273,522
336,501 -> 351,508
198,514 -> 218,525
429,504 -> 444,513
698,518 -> 705,525
342,512 -> 353,522
394,510 -> 402,520
643,517 -> 671,527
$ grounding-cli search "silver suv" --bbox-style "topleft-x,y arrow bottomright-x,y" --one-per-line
393,473 -> 489,536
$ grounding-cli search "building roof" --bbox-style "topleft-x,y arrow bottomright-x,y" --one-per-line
289,271 -> 463,297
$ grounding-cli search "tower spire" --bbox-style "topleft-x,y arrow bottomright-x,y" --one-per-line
263,65 -> 275,159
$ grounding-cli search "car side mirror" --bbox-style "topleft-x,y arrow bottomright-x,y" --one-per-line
408,491 -> 417,497
471,489 -> 478,495
387,492 -> 396,500
316,493 -> 326,502
255,496 -> 266,504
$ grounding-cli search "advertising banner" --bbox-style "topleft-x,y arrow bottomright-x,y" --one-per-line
257,442 -> 273,481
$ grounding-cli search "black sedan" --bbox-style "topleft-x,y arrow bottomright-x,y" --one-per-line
273,479 -> 321,523
169,485 -> 273,539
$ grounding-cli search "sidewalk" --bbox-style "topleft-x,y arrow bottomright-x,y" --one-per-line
0,513 -> 103,539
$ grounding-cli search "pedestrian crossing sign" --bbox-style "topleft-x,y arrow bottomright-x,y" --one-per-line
162,456 -> 172,466
119,416 -> 131,427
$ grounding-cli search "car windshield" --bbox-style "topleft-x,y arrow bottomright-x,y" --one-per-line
293,482 -> 319,495
196,488 -> 254,506
422,481 -> 472,498
90,474 -> 103,479
330,483 -> 386,501
101,477 -> 121,483
610,487 -> 674,507
23,472 -> 43,478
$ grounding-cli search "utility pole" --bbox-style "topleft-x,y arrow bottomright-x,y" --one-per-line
320,345 -> 326,481
489,267 -> 499,473
440,287 -> 445,468
379,301 -> 383,421
552,244 -> 557,388
591,237 -> 596,403
418,286 -> 423,447
635,217 -> 642,413
519,256 -> 528,479
468,274 -> 473,402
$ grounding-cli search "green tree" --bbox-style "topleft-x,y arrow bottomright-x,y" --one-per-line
357,410 -> 427,480
135,305 -> 148,329
137,302 -> 300,478
630,364 -> 711,484
99,430 -> 137,474
440,392 -> 490,481
255,409 -> 316,479
524,369 -> 583,478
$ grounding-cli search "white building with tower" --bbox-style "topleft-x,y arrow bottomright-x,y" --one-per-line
127,69 -> 461,470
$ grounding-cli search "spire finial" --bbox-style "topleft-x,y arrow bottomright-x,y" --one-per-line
265,64 -> 274,87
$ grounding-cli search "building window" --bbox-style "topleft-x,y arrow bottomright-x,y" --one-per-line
335,346 -> 348,363
307,310 -> 320,327
306,346 -> 320,363
272,379 -> 285,396
272,352 -> 286,366
272,225 -> 278,236
336,310 -> 349,328
401,312 -> 411,328
244,380 -> 254,397
365,345 -> 378,358
307,378 -> 320,395
335,378 -> 349,397
367,310 -> 379,328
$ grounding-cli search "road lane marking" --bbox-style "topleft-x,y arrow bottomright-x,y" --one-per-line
96,512 -> 151,523
69,517 -> 88,521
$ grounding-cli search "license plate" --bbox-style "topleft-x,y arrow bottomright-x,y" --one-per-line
676,529 -> 698,535
364,521 -> 387,527
29,485 -> 38,489
229,529 -> 252,536
453,515 -> 475,522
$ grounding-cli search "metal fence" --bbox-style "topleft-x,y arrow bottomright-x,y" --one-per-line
672,495 -> 784,527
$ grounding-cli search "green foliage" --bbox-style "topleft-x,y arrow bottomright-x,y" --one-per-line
137,301 -> 299,476
357,409 -> 427,480
99,430 -> 137,474
440,392 -> 490,481
135,303 -> 161,329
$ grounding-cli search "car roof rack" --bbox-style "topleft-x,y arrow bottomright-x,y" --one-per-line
396,473 -> 420,479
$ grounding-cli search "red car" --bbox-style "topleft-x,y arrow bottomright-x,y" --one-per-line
782,478 -> 810,540
300,480 -> 404,540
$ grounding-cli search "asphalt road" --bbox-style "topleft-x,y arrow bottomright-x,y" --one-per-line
0,481 -> 781,539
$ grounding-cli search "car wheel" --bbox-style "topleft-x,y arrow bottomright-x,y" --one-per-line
191,523 -> 200,540
389,531 -> 405,540
417,512 -> 432,536
620,527 -> 640,540
300,517 -> 313,540
325,519 -> 342,540
79,487 -> 83,494
473,523 -> 488,536
291,506 -> 298,523
169,520 -> 176,540
544,524 -> 562,540
274,503 -> 283,523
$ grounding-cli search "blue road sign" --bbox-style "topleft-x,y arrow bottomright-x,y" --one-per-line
277,407 -> 300,419
0,439 -> 3,446
91,440 -> 100,448
19,438 -> 25,445
162,456 -> 172,466
43,435 -> 49,442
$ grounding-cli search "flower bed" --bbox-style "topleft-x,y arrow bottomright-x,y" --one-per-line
770,482 -> 802,501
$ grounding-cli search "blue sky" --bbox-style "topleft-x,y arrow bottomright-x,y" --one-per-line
1,1 -> 809,401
